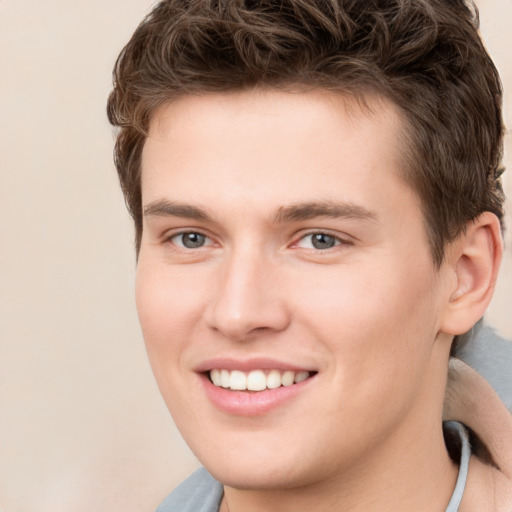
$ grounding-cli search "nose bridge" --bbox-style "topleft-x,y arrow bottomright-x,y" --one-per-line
207,242 -> 289,340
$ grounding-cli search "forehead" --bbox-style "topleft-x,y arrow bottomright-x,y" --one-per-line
146,88 -> 404,147
141,88 -> 420,224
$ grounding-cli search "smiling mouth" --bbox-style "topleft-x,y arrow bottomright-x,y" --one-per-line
207,369 -> 316,392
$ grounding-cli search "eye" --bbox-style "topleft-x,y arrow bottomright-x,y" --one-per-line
296,232 -> 346,250
170,232 -> 212,249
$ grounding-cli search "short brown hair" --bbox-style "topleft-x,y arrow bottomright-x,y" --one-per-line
107,0 -> 505,266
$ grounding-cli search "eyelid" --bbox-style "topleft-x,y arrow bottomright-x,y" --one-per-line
291,230 -> 354,250
163,229 -> 216,249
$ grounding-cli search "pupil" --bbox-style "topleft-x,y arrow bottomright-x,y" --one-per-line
312,233 -> 335,249
183,233 -> 205,248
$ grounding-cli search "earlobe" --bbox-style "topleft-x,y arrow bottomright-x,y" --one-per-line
440,212 -> 503,336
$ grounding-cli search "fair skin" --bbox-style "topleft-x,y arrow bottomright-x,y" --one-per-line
136,88 -> 503,511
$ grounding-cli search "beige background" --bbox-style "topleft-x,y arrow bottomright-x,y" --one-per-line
0,1 -> 511,511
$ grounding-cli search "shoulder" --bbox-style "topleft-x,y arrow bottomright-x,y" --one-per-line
155,467 -> 223,512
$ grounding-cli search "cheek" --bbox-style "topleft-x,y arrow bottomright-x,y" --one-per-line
134,261 -> 209,420
135,260 -> 206,360
290,260 -> 439,380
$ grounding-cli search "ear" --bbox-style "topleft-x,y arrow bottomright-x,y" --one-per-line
440,212 -> 503,336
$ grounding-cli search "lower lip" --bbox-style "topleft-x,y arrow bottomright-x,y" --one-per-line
200,374 -> 315,416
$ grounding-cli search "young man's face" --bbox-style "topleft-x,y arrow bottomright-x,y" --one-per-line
136,89 -> 454,489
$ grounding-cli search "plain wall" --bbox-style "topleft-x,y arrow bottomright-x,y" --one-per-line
0,1 -> 511,511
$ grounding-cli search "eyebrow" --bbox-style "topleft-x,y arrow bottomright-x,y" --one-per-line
144,200 -> 211,221
272,201 -> 378,223
143,199 -> 378,224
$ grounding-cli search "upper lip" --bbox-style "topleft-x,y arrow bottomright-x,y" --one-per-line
195,357 -> 317,374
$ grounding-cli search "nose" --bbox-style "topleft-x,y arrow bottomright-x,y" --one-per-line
205,247 -> 291,341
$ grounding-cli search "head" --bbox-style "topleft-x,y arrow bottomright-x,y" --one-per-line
108,0 -> 505,266
107,0 -> 505,500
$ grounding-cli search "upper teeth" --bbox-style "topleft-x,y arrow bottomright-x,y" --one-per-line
209,369 -> 311,391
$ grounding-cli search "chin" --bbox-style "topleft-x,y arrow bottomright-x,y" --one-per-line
206,461 -> 310,491
194,437 -> 331,491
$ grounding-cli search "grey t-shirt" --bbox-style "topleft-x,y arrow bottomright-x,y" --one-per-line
156,467 -> 223,512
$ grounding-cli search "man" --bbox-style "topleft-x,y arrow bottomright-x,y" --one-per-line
107,1 -> 512,510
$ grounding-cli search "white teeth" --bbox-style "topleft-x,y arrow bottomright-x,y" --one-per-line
209,369 -> 312,391
247,370 -> 267,391
266,369 -> 282,389
281,370 -> 295,387
294,371 -> 309,383
211,369 -> 222,386
220,369 -> 230,388
229,370 -> 247,390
